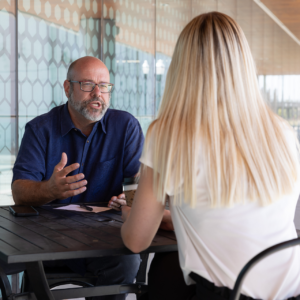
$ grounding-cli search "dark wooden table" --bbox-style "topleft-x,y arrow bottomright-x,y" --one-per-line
0,206 -> 177,300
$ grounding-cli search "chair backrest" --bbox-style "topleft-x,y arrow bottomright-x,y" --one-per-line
229,237 -> 300,300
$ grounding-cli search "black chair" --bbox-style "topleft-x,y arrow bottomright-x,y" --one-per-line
0,261 -> 25,300
21,253 -> 149,299
229,237 -> 300,300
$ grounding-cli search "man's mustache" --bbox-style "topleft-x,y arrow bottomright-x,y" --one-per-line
83,98 -> 106,108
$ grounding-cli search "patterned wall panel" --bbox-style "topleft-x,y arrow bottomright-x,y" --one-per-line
156,0 -> 192,57
155,0 -> 191,113
0,1 -> 17,196
18,0 -> 102,141
103,0 -> 155,133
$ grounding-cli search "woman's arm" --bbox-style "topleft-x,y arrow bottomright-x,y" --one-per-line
121,165 -> 166,253
121,206 -> 174,231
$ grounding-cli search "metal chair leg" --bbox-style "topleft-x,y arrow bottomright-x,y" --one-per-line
0,266 -> 12,300
20,271 -> 31,294
135,283 -> 148,299
11,273 -> 20,294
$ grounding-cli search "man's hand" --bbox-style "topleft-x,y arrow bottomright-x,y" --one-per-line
160,210 -> 174,231
108,193 -> 127,211
46,152 -> 87,200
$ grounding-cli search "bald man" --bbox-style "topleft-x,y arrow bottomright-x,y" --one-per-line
12,56 -> 144,300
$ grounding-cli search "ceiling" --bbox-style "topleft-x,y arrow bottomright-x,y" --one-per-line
261,0 -> 300,42
4,0 -> 300,74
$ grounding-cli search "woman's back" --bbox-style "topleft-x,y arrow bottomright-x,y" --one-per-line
172,193 -> 300,299
141,126 -> 300,299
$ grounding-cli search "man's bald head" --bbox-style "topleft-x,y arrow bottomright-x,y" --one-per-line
67,56 -> 109,80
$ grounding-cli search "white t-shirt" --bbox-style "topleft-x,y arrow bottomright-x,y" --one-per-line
140,129 -> 300,300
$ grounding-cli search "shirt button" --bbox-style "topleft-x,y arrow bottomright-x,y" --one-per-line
87,140 -> 89,143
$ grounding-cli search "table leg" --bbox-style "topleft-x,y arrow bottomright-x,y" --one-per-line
25,261 -> 54,300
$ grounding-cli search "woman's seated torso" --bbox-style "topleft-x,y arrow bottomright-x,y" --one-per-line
169,131 -> 300,300
141,126 -> 300,299
171,194 -> 300,299
141,125 -> 300,300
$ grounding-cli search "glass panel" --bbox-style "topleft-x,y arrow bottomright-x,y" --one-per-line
0,0 -> 16,204
18,0 -> 102,140
1,0 -> 300,202
156,0 -> 191,112
103,0 -> 155,134
155,0 -> 300,136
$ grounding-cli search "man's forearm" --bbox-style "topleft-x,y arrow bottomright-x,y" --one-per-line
12,179 -> 55,206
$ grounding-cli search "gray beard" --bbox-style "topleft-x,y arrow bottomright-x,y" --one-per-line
68,95 -> 109,122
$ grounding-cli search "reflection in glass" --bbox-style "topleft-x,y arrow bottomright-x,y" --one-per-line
103,0 -> 155,134
142,60 -> 150,118
1,0 -> 300,199
156,59 -> 165,111
0,2 -> 17,203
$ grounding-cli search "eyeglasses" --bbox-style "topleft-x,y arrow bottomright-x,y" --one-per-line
69,81 -> 114,93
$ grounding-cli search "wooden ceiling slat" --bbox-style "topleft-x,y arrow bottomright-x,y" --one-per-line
261,0 -> 300,41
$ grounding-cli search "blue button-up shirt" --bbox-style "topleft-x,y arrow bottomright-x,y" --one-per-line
13,103 -> 144,204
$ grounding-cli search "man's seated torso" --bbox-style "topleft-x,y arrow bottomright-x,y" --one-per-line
13,103 -> 144,205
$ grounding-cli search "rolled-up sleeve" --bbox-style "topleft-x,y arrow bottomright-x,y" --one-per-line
123,118 -> 144,178
12,123 -> 47,183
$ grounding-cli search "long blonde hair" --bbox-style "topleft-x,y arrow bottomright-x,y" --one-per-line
143,12 -> 299,207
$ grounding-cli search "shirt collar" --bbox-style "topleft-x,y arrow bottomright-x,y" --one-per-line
60,102 -> 107,136
100,109 -> 108,134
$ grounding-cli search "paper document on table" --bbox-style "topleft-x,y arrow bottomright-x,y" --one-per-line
54,204 -> 111,213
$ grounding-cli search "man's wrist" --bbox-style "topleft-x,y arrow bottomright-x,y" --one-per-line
43,180 -> 56,202
12,179 -> 55,206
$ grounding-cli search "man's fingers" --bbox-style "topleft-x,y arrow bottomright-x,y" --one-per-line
59,179 -> 87,192
59,163 -> 81,176
108,196 -> 120,207
118,193 -> 126,199
109,198 -> 127,211
60,186 -> 87,199
68,180 -> 88,190
64,173 -> 85,184
54,153 -> 68,172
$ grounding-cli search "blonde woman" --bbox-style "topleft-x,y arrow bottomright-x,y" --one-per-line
116,12 -> 300,300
